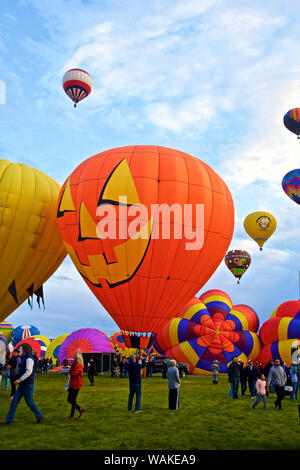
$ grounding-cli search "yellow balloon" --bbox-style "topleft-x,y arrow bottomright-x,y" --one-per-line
0,160 -> 66,321
31,335 -> 51,348
46,334 -> 69,362
244,211 -> 277,250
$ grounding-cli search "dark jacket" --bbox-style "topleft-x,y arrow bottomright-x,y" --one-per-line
245,364 -> 259,380
227,362 -> 240,381
128,359 -> 146,385
18,353 -> 35,385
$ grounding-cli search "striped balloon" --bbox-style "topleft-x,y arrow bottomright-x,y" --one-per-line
11,324 -> 40,346
62,69 -> 93,107
258,300 -> 300,366
0,321 -> 14,341
283,108 -> 300,138
154,289 -> 261,375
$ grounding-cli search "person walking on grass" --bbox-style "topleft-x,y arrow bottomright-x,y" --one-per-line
290,364 -> 299,401
127,353 -> 146,413
251,374 -> 267,410
87,358 -> 96,386
167,359 -> 181,409
267,358 -> 287,411
65,352 -> 85,421
0,343 -> 44,425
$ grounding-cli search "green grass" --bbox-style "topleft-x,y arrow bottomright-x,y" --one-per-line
0,373 -> 299,450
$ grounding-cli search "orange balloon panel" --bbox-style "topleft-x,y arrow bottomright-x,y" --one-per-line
57,146 -> 234,334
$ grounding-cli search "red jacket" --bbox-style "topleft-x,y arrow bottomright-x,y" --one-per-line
69,362 -> 83,389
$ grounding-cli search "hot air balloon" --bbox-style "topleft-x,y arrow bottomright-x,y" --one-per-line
224,250 -> 251,284
283,108 -> 300,139
0,335 -> 10,367
13,336 -> 48,358
46,334 -> 69,362
258,300 -> 300,367
244,211 -> 276,251
110,331 -> 136,357
0,160 -> 67,322
58,328 -> 113,362
282,169 -> 300,205
153,289 -> 261,375
57,145 -> 235,348
62,69 -> 93,108
11,324 -> 40,346
0,321 -> 14,342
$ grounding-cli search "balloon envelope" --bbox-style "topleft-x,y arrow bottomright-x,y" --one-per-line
224,250 -> 251,283
11,324 -> 40,346
282,169 -> 300,205
258,300 -> 300,367
46,334 -> 69,362
0,160 -> 66,322
58,328 -> 113,362
283,108 -> 300,138
154,289 -> 261,375
62,69 -> 93,107
244,211 -> 276,250
0,321 -> 14,341
57,145 -> 234,345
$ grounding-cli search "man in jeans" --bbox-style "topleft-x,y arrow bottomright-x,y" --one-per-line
127,354 -> 146,413
227,357 -> 240,399
0,343 -> 44,424
267,358 -> 287,411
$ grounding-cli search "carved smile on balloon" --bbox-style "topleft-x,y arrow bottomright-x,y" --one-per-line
57,159 -> 154,288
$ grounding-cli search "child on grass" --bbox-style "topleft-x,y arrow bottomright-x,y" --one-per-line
251,374 -> 267,410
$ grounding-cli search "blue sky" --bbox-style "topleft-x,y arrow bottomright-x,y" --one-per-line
2,0 -> 300,340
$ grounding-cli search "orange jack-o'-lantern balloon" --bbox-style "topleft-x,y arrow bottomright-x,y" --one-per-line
57,146 -> 234,347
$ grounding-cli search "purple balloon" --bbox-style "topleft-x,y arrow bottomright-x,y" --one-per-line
58,328 -> 113,362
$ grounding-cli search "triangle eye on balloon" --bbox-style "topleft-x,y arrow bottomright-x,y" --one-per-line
57,145 -> 235,348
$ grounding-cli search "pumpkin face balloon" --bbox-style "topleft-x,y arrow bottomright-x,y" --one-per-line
57,146 -> 234,346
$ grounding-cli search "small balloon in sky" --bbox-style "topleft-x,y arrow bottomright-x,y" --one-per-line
244,211 -> 276,251
283,108 -> 300,139
282,169 -> 300,205
62,69 -> 93,108
224,249 -> 251,284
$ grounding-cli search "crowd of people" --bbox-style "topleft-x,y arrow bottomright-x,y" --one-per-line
0,344 -> 299,424
211,357 -> 300,411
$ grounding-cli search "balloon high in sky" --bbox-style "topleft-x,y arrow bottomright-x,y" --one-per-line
57,145 -> 234,347
62,69 -> 93,108
244,211 -> 276,251
282,169 -> 300,205
283,108 -> 300,139
224,250 -> 251,284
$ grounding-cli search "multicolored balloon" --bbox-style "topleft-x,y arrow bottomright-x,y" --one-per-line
282,169 -> 300,205
258,300 -> 300,367
153,289 -> 261,375
13,336 -> 48,358
0,160 -> 66,322
224,250 -> 251,284
0,321 -> 14,341
57,145 -> 234,348
46,334 -> 69,362
62,69 -> 93,108
283,108 -> 300,138
58,328 -> 113,362
244,211 -> 276,251
11,324 -> 40,346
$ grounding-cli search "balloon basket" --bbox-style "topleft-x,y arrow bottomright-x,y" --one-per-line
122,331 -> 155,349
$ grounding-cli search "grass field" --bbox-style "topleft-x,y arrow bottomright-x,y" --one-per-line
0,372 -> 299,451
